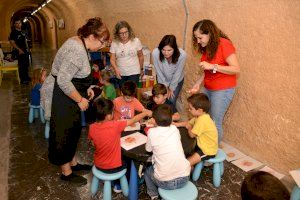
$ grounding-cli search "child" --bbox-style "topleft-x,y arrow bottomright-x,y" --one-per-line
113,80 -> 149,120
91,61 -> 103,87
151,83 -> 180,121
88,98 -> 151,174
144,104 -> 191,199
100,70 -> 116,100
175,93 -> 218,167
30,68 -> 47,106
241,171 -> 290,200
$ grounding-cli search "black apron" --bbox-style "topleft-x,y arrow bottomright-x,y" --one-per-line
48,75 -> 92,166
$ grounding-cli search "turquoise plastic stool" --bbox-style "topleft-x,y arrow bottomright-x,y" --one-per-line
91,166 -> 129,200
158,181 -> 198,200
291,185 -> 300,200
192,149 -> 226,187
44,120 -> 50,139
28,104 -> 45,123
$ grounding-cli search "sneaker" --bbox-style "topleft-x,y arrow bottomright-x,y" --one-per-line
113,184 -> 122,193
71,163 -> 92,171
60,173 -> 87,186
151,196 -> 159,200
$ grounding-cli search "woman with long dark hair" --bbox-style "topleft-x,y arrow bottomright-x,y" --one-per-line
152,35 -> 186,106
188,19 -> 240,143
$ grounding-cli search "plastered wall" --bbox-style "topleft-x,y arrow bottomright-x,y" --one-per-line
0,0 -> 299,175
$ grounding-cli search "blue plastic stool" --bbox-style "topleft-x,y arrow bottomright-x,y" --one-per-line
291,185 -> 300,200
158,181 -> 198,200
91,166 -> 129,200
28,104 -> 45,123
81,111 -> 86,127
44,120 -> 50,139
192,149 -> 226,187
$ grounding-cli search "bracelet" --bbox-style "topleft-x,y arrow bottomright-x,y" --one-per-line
77,97 -> 83,104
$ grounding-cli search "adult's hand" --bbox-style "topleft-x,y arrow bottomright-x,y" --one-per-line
187,83 -> 200,94
87,87 -> 95,100
114,68 -> 122,79
199,61 -> 214,71
167,87 -> 174,99
18,49 -> 25,55
78,97 -> 89,111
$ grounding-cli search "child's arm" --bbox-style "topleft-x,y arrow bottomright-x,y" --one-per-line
172,121 -> 188,127
172,112 -> 180,121
186,123 -> 197,138
126,110 -> 151,127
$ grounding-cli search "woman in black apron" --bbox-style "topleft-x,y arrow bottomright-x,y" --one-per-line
47,17 -> 110,186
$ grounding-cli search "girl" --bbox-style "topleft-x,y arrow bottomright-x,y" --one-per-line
30,68 -> 47,106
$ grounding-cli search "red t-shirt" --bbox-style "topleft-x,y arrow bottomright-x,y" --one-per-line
88,120 -> 127,169
113,96 -> 144,120
201,38 -> 237,90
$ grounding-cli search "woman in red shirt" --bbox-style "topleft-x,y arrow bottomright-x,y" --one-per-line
188,19 -> 240,143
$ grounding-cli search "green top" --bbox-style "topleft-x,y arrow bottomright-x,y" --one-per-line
102,83 -> 116,100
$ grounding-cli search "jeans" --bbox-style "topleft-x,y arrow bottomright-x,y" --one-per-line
202,87 -> 235,143
144,165 -> 189,197
169,79 -> 184,106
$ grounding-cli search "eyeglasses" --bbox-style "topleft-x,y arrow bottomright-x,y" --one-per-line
118,31 -> 129,36
97,38 -> 108,46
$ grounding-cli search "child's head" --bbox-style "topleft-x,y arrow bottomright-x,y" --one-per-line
31,67 -> 47,87
94,98 -> 114,121
241,171 -> 290,200
152,83 -> 168,105
152,104 -> 172,127
100,70 -> 111,84
121,81 -> 137,102
187,93 -> 210,116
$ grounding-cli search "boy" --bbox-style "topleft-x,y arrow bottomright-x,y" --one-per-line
88,98 -> 151,174
113,80 -> 149,120
151,83 -> 180,121
241,171 -> 290,200
174,93 -> 218,167
144,104 -> 191,199
100,70 -> 116,100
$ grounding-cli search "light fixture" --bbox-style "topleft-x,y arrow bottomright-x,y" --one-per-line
31,0 -> 53,15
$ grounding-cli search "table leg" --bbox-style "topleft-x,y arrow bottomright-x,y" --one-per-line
128,160 -> 138,200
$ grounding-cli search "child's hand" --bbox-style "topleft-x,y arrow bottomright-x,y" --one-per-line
185,123 -> 192,130
143,109 -> 152,117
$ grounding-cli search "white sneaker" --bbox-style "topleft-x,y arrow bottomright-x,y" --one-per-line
151,196 -> 159,200
113,184 -> 122,193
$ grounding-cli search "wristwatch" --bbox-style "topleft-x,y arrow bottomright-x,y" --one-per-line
212,64 -> 218,74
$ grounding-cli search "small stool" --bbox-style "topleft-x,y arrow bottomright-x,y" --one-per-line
81,111 -> 86,127
158,181 -> 198,200
91,166 -> 129,200
44,120 -> 50,139
291,185 -> 300,200
192,149 -> 226,187
28,104 -> 45,123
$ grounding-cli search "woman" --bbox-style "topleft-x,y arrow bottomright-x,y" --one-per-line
41,17 -> 109,186
188,19 -> 240,143
110,20 -> 144,87
152,35 -> 186,106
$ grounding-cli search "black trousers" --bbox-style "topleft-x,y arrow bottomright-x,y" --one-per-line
18,53 -> 30,82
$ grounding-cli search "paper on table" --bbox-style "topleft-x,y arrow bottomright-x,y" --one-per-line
121,132 -> 147,151
290,169 -> 300,187
124,122 -> 141,132
260,166 -> 285,180
231,156 -> 263,172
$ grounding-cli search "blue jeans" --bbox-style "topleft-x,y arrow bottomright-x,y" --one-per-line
169,79 -> 184,106
144,165 -> 189,197
202,87 -> 235,143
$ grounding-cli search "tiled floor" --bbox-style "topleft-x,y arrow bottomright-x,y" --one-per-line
4,44 -> 247,200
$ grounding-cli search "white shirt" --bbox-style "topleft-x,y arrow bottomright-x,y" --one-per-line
110,37 -> 142,76
146,125 -> 191,181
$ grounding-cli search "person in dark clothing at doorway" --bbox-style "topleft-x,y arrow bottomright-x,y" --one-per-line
9,19 -> 31,84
